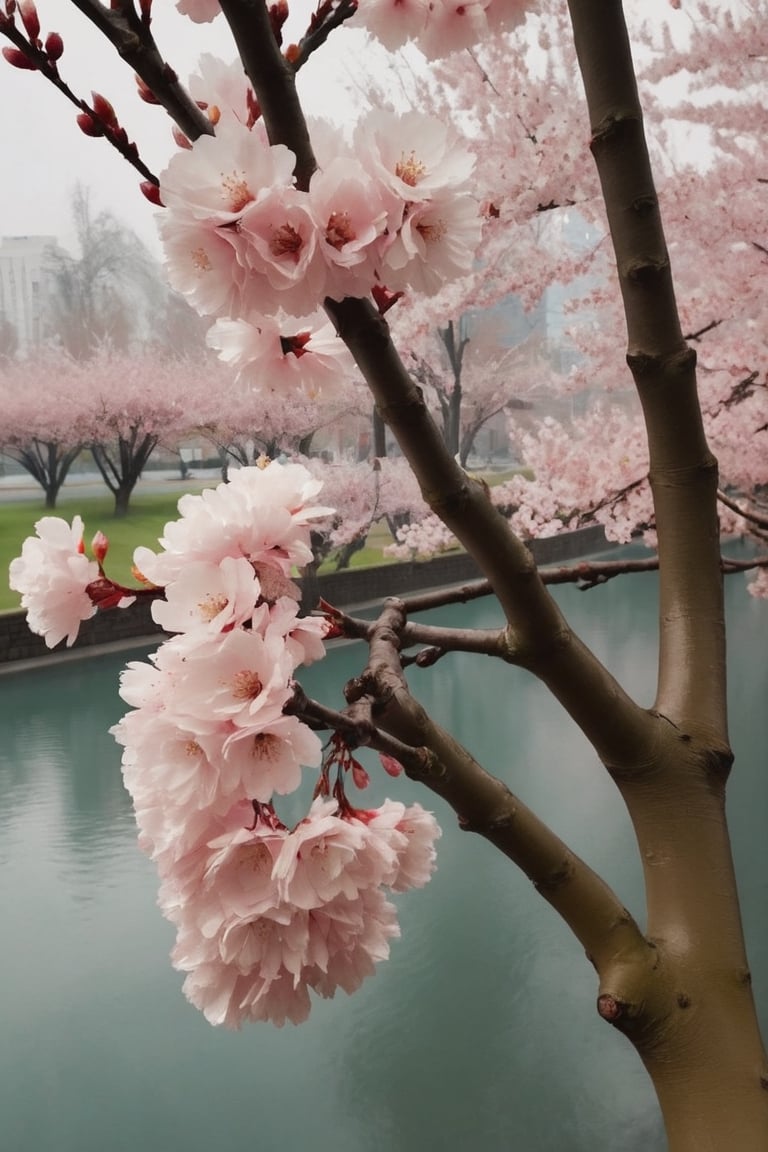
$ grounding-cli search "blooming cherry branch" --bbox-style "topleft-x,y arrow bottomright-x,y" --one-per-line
10,462 -> 444,1027
0,0 -> 159,184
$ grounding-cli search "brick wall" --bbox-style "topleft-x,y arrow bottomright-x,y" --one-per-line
0,525 -> 611,665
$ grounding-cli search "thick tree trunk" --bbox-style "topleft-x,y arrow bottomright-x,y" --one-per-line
565,0 -> 768,1144
113,485 -> 133,518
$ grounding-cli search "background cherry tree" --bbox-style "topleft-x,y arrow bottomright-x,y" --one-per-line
3,1 -> 768,1148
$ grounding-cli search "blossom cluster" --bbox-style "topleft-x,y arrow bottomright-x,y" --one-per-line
159,109 -> 481,397
115,462 -> 440,1026
9,514 -> 132,648
351,0 -> 530,59
176,0 -> 530,59
9,462 -> 441,1026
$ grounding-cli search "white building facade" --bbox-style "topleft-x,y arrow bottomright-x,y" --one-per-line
0,235 -> 59,357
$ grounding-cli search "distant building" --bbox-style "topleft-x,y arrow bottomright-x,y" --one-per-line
0,235 -> 62,357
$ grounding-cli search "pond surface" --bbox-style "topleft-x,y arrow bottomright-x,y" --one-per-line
1,553 -> 766,1152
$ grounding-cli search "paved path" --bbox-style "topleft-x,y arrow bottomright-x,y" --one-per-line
0,469 -> 222,504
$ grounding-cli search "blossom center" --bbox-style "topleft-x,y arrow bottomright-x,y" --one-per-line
396,151 -> 426,187
240,842 -> 273,876
191,246 -> 213,272
197,593 -> 228,622
231,669 -> 263,700
221,171 -> 254,213
417,218 -> 447,244
270,224 -> 303,260
325,211 -> 356,250
251,733 -> 282,762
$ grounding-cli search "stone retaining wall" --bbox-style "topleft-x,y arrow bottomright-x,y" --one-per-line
0,525 -> 610,665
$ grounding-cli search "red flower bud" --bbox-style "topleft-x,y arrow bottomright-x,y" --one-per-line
91,530 -> 109,564
18,0 -> 40,41
379,753 -> 404,778
172,125 -> 192,150
76,112 -> 103,137
2,46 -> 37,70
351,758 -> 370,790
135,74 -> 160,104
91,90 -> 117,126
140,180 -> 164,207
44,31 -> 63,60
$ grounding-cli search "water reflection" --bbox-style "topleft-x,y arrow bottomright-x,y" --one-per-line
0,555 -> 765,1152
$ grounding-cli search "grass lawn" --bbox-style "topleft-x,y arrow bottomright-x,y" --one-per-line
0,487 -> 398,613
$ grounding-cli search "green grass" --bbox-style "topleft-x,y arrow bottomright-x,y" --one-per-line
0,491 -> 194,612
0,488 -> 399,613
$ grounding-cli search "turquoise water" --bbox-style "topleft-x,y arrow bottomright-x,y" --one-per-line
1,559 -> 766,1152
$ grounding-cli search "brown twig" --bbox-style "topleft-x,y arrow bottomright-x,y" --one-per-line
289,0 -> 358,72
69,0 -> 212,143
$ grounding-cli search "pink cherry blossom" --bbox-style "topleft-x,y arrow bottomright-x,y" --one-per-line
418,0 -> 492,59
187,54 -> 255,127
161,119 -> 294,225
176,0 -> 221,21
160,628 -> 294,734
9,515 -> 99,648
380,191 -> 483,295
134,461 -> 332,586
350,0 -> 430,50
221,714 -> 323,802
355,109 -> 476,210
159,120 -> 297,319
237,186 -> 327,315
260,595 -> 330,666
158,213 -> 250,319
207,312 -> 356,402
272,797 -> 399,909
365,800 -> 442,892
150,556 -> 263,635
308,157 -> 390,299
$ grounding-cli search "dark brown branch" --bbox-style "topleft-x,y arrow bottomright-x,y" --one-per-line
287,684 -> 436,773
219,0 -> 317,188
684,319 -> 722,342
69,0 -> 212,143
289,0 -> 358,72
220,0 -> 658,776
718,489 -> 768,530
1,12 -> 159,182
568,0 -> 726,736
342,598 -> 651,972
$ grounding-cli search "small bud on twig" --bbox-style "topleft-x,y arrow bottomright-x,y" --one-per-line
140,180 -> 164,206
2,46 -> 37,70
18,0 -> 39,41
91,531 -> 109,565
77,112 -> 103,137
91,90 -> 117,126
172,125 -> 192,150
44,31 -> 63,60
135,74 -> 160,104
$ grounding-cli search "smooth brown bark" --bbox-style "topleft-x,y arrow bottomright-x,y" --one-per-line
567,0 -> 768,1145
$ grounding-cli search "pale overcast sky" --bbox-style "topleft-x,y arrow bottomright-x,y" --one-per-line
0,1 -> 371,255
